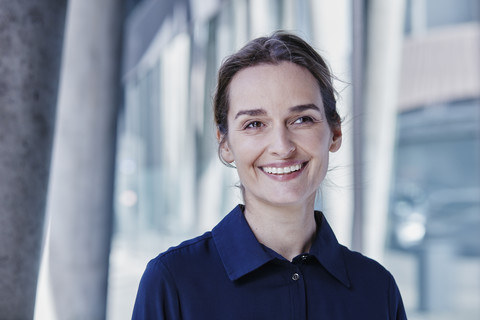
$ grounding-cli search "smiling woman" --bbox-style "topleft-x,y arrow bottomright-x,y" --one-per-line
220,62 -> 341,219
132,31 -> 407,320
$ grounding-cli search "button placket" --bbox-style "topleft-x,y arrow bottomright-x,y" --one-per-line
288,267 -> 306,319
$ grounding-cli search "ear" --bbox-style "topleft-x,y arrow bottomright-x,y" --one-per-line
329,125 -> 342,152
216,128 -> 235,163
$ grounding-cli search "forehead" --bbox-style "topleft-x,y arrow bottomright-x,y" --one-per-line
228,62 -> 322,114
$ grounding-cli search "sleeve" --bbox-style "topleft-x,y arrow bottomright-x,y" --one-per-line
132,258 -> 181,320
387,272 -> 408,320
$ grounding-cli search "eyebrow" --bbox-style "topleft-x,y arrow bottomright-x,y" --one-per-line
289,104 -> 321,113
234,108 -> 267,119
234,104 -> 321,120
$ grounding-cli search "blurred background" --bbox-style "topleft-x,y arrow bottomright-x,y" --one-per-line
0,0 -> 478,319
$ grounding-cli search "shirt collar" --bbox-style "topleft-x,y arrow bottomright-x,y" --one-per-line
212,205 -> 351,288
310,211 -> 351,288
212,205 -> 275,281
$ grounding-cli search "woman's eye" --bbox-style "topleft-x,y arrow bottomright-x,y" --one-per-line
293,116 -> 313,124
246,121 -> 263,129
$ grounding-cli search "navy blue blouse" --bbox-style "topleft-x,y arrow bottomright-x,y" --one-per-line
132,205 -> 407,319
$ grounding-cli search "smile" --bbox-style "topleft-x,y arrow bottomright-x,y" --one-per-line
261,163 -> 303,175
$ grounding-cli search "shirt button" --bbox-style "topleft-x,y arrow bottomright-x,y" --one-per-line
292,273 -> 300,281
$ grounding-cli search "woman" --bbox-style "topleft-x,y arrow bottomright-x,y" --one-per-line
133,31 -> 407,319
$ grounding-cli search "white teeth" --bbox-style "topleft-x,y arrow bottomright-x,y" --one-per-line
263,164 -> 302,175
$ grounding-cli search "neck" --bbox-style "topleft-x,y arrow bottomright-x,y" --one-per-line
243,197 -> 317,261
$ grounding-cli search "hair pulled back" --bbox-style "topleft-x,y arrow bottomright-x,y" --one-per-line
213,31 -> 341,165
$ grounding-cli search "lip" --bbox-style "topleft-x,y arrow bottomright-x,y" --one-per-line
259,161 -> 308,181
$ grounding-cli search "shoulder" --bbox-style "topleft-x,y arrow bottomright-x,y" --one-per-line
150,231 -> 216,271
135,232 -> 218,300
133,235 -> 217,320
339,245 -> 398,289
141,205 -> 245,282
339,246 -> 407,318
340,245 -> 389,274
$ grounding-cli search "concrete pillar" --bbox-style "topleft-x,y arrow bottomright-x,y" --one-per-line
418,241 -> 455,312
0,1 -> 67,318
311,0 -> 354,247
362,0 -> 406,261
351,0 -> 366,252
47,0 -> 123,319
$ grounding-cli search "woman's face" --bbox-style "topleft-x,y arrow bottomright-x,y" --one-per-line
219,61 -> 342,208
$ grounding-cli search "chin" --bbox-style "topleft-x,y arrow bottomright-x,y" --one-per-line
264,194 -> 311,208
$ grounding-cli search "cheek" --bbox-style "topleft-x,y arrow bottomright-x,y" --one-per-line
228,136 -> 267,172
297,129 -> 331,150
232,139 -> 261,163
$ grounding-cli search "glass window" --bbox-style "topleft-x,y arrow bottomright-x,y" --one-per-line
426,0 -> 480,28
388,99 -> 480,316
405,0 -> 480,34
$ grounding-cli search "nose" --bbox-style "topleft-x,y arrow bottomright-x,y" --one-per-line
268,125 -> 296,158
